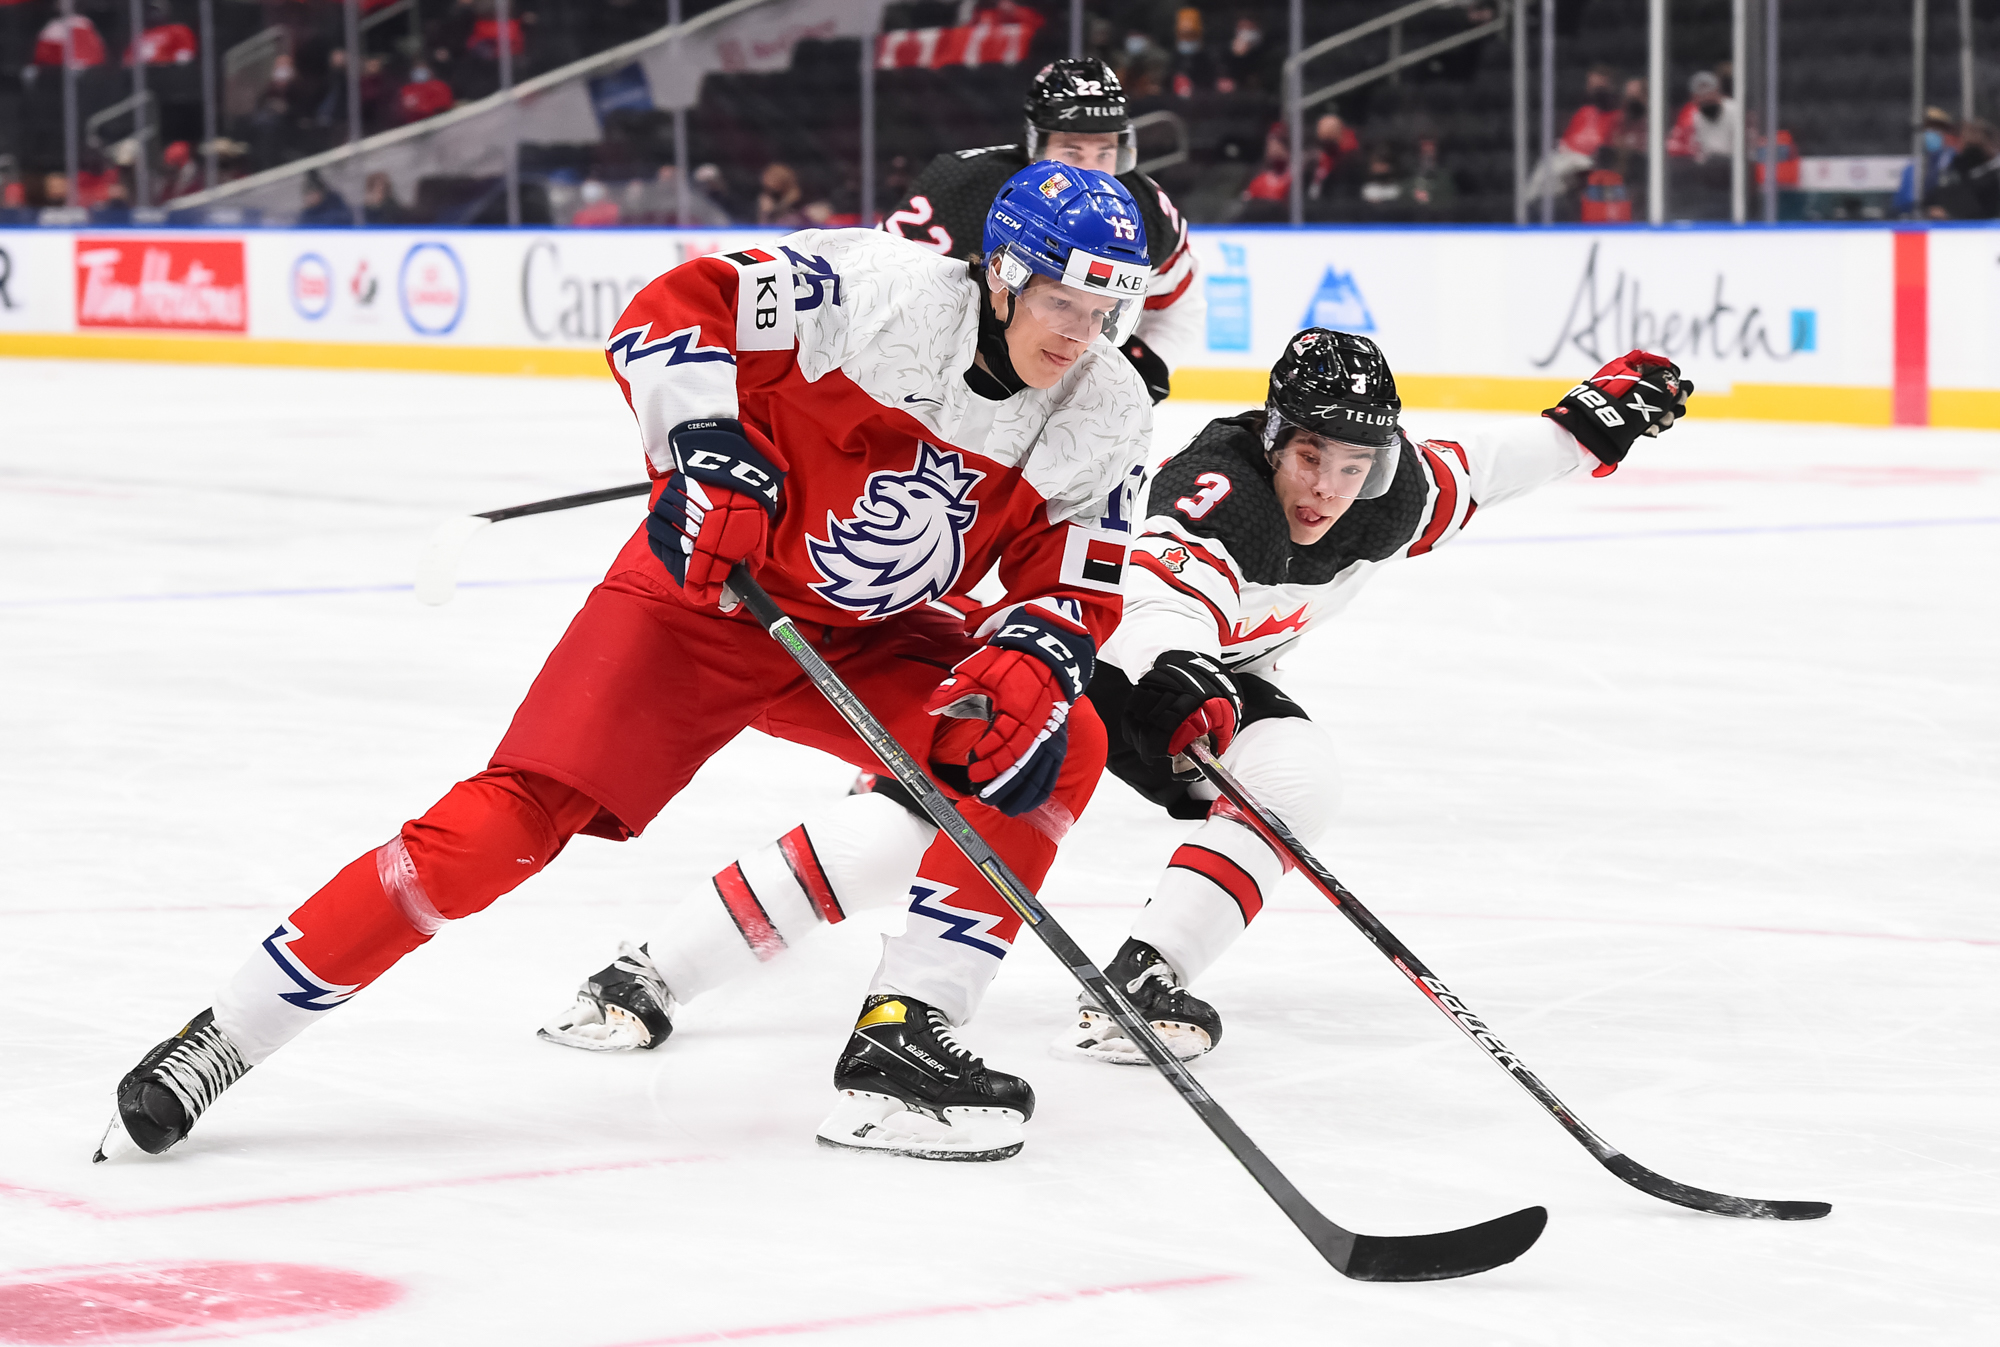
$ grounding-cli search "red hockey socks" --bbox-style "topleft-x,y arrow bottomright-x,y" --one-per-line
212,768 -> 600,1063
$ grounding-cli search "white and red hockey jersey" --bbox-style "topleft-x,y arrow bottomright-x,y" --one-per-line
605,227 -> 1152,648
1105,411 -> 1599,679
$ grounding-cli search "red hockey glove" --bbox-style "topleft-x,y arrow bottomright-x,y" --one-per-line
1124,650 -> 1243,764
645,419 -> 783,607
924,608 -> 1095,817
1543,350 -> 1693,477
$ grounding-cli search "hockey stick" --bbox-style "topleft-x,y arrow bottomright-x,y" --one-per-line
1185,741 -> 1831,1222
415,481 -> 652,606
726,563 -> 1547,1282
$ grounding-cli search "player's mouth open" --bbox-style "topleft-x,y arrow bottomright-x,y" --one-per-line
1295,505 -> 1329,526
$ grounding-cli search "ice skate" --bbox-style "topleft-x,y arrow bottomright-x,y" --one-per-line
93,1008 -> 251,1162
1052,939 -> 1221,1066
538,941 -> 677,1051
816,995 -> 1033,1161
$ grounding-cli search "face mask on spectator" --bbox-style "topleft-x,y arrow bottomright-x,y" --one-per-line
1925,130 -> 1945,153
1233,25 -> 1260,55
1177,39 -> 1200,55
1625,97 -> 1646,119
1125,33 -> 1149,55
1590,87 -> 1617,111
1700,102 -> 1722,121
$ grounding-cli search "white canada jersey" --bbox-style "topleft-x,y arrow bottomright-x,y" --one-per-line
1104,411 -> 1597,679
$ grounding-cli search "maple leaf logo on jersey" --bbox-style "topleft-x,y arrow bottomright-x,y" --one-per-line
1159,545 -> 1190,573
808,445 -> 985,619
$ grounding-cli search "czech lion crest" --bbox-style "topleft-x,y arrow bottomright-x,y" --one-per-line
808,444 -> 984,618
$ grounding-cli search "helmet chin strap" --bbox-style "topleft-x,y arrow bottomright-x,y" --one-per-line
966,286 -> 1030,400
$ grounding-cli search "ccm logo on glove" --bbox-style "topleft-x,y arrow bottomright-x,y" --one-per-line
925,608 -> 1097,817
647,419 -> 785,606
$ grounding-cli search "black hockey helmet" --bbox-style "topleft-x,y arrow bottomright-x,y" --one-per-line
1023,58 -> 1137,174
1262,328 -> 1403,498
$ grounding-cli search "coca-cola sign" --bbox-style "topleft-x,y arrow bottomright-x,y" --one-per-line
74,238 -> 247,332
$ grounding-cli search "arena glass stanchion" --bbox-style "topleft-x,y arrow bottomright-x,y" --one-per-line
1184,741 -> 1830,1222
723,562 -> 1549,1283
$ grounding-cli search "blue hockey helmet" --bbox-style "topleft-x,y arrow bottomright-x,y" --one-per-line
982,162 -> 1151,342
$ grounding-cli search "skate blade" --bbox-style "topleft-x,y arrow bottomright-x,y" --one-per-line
92,1109 -> 140,1164
1048,1012 -> 1212,1067
537,1001 -> 655,1052
814,1090 -> 1024,1162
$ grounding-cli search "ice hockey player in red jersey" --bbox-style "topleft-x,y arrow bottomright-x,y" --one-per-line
536,332 -> 1689,1067
96,161 -> 1155,1165
882,57 -> 1200,405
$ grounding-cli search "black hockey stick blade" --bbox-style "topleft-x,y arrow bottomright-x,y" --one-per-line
1186,742 -> 1830,1223
1603,1155 -> 1830,1221
1343,1207 -> 1549,1282
727,565 -> 1547,1281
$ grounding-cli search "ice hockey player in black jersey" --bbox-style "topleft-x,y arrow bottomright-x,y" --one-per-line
539,330 -> 1689,1069
1056,331 -> 1691,1062
882,57 -> 1200,404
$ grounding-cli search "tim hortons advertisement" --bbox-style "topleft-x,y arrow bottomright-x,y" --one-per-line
74,237 -> 248,332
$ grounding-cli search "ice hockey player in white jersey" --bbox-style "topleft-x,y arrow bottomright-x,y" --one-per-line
539,330 -> 1689,1068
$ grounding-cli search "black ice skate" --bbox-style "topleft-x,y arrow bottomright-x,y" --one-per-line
817,994 -> 1034,1161
1053,939 -> 1222,1066
93,1008 -> 251,1161
538,941 -> 677,1051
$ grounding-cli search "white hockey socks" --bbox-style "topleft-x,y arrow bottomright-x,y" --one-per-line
1127,716 -> 1342,985
649,791 -> 936,1003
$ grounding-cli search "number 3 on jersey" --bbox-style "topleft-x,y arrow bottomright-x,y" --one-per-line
1175,471 -> 1232,519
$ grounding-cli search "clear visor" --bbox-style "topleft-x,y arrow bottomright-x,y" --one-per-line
990,249 -> 1136,343
1026,123 -> 1139,175
1268,424 -> 1401,501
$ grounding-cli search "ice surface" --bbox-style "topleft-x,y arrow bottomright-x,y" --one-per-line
1,360 -> 1996,1345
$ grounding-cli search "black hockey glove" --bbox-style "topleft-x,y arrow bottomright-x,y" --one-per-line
1124,650 -> 1243,767
1120,334 -> 1172,404
1543,350 -> 1693,477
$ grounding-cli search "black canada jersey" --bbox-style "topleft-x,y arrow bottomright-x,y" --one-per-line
1104,411 -> 1599,679
884,144 -> 1187,271
1149,413 -> 1428,588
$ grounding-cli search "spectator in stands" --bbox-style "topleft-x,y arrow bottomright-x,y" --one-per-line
1116,24 -> 1169,98
1308,112 -> 1360,203
1356,144 -> 1410,220
1897,107 -> 1958,216
1667,70 -> 1737,165
571,179 -> 619,227
298,170 -> 351,225
159,140 -> 203,200
125,0 -> 195,67
364,171 -> 411,224
1169,7 -> 1216,99
756,161 -> 804,226
467,0 -> 528,65
397,62 -> 455,125
1216,13 -> 1274,95
34,10 -> 105,67
39,171 -> 70,209
1237,129 -> 1290,221
92,175 -> 133,223
652,165 -> 729,226
693,163 -> 737,220
1408,135 -> 1457,216
1928,119 -> 2000,220
1524,62 -> 1621,202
